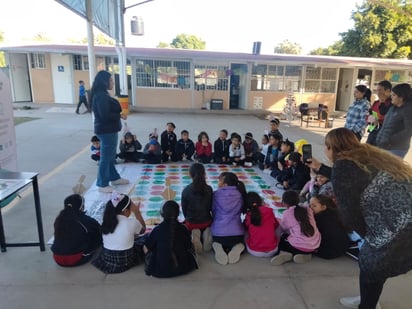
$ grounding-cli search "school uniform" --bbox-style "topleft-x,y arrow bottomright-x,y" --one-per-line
213,138 -> 230,164
160,130 -> 177,162
174,138 -> 195,161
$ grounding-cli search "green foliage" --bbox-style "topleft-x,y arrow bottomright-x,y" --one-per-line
338,0 -> 412,59
0,30 -> 5,67
32,32 -> 51,42
274,40 -> 302,55
157,42 -> 170,48
309,41 -> 343,56
170,34 -> 205,50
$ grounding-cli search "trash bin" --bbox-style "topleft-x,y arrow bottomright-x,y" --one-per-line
210,99 -> 223,110
118,95 -> 129,115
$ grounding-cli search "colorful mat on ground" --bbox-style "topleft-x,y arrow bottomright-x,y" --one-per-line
84,163 -> 285,226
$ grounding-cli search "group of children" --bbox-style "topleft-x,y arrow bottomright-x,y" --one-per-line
51,156 -> 351,276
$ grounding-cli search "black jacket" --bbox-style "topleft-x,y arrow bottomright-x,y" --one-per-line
160,130 -> 177,152
213,138 -> 230,159
175,138 -> 195,159
181,183 -> 213,224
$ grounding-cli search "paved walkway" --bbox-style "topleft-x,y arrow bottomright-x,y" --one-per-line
0,103 -> 411,309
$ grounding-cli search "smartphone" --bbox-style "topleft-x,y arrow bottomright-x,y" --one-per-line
302,144 -> 312,163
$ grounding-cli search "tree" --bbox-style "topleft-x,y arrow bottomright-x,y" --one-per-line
338,0 -> 412,59
274,40 -> 302,55
157,42 -> 170,48
169,34 -> 205,50
309,41 -> 343,56
0,31 -> 5,67
32,32 -> 51,42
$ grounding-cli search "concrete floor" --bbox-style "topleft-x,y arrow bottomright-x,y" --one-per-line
0,104 -> 411,309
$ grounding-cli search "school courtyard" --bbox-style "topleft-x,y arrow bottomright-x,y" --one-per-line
0,104 -> 411,309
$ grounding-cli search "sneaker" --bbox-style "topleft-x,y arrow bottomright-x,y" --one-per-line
244,162 -> 253,167
111,178 -> 129,185
212,242 -> 228,265
228,243 -> 245,264
192,229 -> 202,254
98,186 -> 115,193
293,254 -> 312,264
202,227 -> 213,252
339,296 -> 381,309
270,251 -> 293,266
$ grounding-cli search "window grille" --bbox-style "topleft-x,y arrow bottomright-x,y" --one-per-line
30,53 -> 46,69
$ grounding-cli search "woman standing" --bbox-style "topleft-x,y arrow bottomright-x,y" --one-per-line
376,83 -> 412,158
91,71 -> 129,193
344,85 -> 371,141
308,128 -> 412,308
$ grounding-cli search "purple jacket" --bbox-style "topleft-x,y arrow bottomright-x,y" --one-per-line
211,186 -> 244,237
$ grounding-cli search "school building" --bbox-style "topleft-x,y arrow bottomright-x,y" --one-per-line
1,43 -> 412,112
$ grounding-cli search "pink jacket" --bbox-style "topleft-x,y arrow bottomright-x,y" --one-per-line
280,206 -> 321,252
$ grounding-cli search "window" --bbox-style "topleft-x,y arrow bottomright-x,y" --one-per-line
136,59 -> 191,88
251,64 -> 300,92
30,53 -> 46,69
72,55 -> 89,71
304,67 -> 337,93
194,65 -> 229,91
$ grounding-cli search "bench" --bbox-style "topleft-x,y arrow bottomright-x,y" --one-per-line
299,103 -> 334,128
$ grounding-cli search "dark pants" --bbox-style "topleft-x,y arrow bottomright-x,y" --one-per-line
162,151 -> 179,162
257,153 -> 265,170
197,154 -> 212,164
278,234 -> 313,255
212,235 -> 243,252
144,153 -> 161,164
366,129 -> 379,145
118,151 -> 142,162
76,95 -> 89,113
359,271 -> 385,309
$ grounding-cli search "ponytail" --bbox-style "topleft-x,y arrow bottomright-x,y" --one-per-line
294,205 -> 314,237
161,201 -> 180,269
101,193 -> 132,234
246,192 -> 263,226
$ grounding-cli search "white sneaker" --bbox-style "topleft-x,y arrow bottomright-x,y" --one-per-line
98,186 -> 115,193
339,296 -> 381,309
191,229 -> 202,254
293,254 -> 312,264
228,243 -> 245,264
270,251 -> 293,266
111,178 -> 129,185
212,242 -> 228,265
202,227 -> 213,252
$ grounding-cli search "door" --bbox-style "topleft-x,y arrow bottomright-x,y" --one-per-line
51,54 -> 74,104
336,68 -> 355,111
9,53 -> 32,102
230,63 -> 248,109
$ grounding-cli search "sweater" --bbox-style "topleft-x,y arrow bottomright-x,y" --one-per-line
211,186 -> 244,237
244,206 -> 279,252
181,183 -> 213,224
280,206 -> 321,252
195,141 -> 212,157
376,102 -> 412,150
332,159 -> 412,281
92,91 -> 122,134
214,138 -> 230,159
175,138 -> 195,159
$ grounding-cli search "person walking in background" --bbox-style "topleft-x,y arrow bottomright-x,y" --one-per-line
366,80 -> 392,145
308,128 -> 412,309
344,85 -> 371,141
376,83 -> 412,158
75,80 -> 90,114
91,70 -> 129,193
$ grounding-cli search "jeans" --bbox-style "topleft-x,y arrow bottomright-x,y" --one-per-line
389,149 -> 408,158
96,132 -> 120,187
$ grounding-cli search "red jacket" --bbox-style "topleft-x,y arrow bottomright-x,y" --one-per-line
195,142 -> 212,156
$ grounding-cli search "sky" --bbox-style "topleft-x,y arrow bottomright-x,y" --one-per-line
0,0 -> 362,54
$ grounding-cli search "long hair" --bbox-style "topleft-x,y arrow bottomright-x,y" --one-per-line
355,84 -> 372,102
246,192 -> 263,226
219,172 -> 247,213
90,70 -> 111,105
392,83 -> 412,101
282,190 -> 314,237
161,200 -> 180,268
54,194 -> 84,239
198,131 -> 209,142
189,163 -> 208,193
101,194 -> 131,234
325,128 -> 412,181
311,194 -> 346,229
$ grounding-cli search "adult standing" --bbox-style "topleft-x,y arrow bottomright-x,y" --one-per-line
91,70 -> 129,193
308,128 -> 412,309
376,83 -> 412,158
366,80 -> 392,145
344,85 -> 371,141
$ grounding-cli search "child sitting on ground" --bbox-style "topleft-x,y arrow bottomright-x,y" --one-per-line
243,132 -> 259,167
117,131 -> 142,163
160,122 -> 177,162
257,134 -> 270,170
90,135 -> 101,163
213,129 -> 230,164
174,130 -> 195,161
181,163 -> 213,254
229,133 -> 245,166
211,172 -> 246,265
309,194 -> 350,259
51,194 -> 102,267
244,192 -> 279,257
144,200 -> 198,278
143,130 -> 161,164
92,191 -> 146,274
270,190 -> 320,265
268,118 -> 283,141
195,131 -> 213,163
277,139 -> 295,178
264,132 -> 282,178
278,152 -> 311,191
